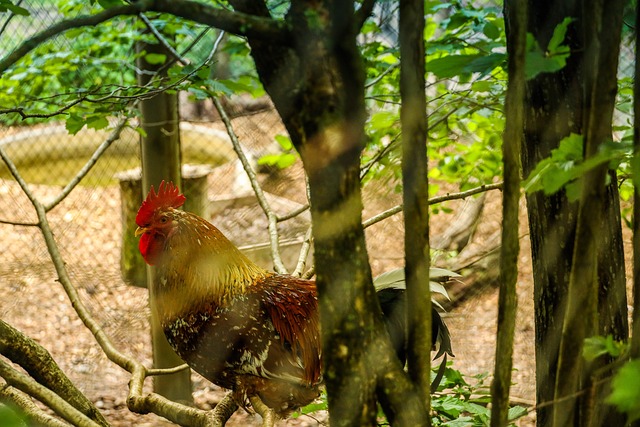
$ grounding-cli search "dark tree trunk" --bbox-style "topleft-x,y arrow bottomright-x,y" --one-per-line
229,1 -> 427,425
518,1 -> 628,425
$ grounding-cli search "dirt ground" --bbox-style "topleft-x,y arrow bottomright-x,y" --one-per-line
2,117 -> 629,425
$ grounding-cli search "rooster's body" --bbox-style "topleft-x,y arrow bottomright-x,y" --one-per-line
135,182 -> 453,418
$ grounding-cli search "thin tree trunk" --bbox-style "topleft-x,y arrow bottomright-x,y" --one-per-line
399,0 -> 432,407
136,29 -> 193,404
491,1 -> 526,425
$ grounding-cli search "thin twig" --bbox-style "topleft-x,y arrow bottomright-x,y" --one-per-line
211,96 -> 288,274
45,117 -> 129,212
363,182 -> 504,229
146,364 -> 190,376
277,203 -> 309,222
292,225 -> 313,277
0,219 -> 39,226
365,62 -> 399,88
138,13 -> 189,66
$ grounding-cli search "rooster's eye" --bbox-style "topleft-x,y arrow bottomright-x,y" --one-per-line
160,217 -> 168,223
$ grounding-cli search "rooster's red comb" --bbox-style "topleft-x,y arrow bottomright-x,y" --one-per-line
136,181 -> 186,226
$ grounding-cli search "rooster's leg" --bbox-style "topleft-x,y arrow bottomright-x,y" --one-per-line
249,395 -> 278,427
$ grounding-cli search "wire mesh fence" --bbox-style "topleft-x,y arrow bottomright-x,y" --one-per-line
1,1 -> 636,426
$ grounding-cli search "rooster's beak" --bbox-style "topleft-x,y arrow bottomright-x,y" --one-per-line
135,226 -> 147,237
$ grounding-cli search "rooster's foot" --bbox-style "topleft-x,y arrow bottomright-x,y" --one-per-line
249,395 -> 278,427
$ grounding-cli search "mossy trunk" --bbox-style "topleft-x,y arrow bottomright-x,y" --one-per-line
520,1 -> 628,425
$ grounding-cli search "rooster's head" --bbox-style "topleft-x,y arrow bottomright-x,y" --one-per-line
135,181 -> 186,265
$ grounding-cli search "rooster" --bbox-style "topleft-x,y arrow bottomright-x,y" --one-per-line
135,181 -> 454,423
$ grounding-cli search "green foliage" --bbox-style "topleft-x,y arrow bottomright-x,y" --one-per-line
258,135 -> 298,169
294,365 -> 527,426
607,359 -> 640,423
525,18 -> 574,80
0,404 -> 26,427
522,134 -> 630,201
0,0 -> 30,15
361,0 -> 506,203
582,335 -> 627,362
431,366 -> 526,426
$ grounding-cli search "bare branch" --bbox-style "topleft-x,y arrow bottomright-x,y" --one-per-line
0,357 -> 101,427
139,13 -> 189,66
0,96 -> 83,120
211,96 -> 288,274
0,219 -> 39,226
277,204 -> 310,222
150,0 -> 290,43
0,319 -> 108,426
146,364 -> 190,376
292,225 -> 313,277
363,182 -> 503,229
45,117 -> 129,212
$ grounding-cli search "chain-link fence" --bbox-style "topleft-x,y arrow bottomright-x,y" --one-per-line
1,1 -> 636,426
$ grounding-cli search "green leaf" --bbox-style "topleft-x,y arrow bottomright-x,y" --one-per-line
144,53 -> 167,65
483,20 -> 500,40
0,404 -> 26,427
274,134 -> 293,150
429,53 -> 505,79
0,0 -> 30,15
583,335 -> 626,362
86,116 -> 109,131
257,153 -> 297,169
525,18 -> 574,80
508,405 -> 528,421
97,0 -> 125,8
65,114 -> 86,135
548,17 -> 575,53
607,360 -> 640,422
134,127 -> 147,138
187,87 -> 210,101
523,133 -> 583,194
369,111 -> 397,130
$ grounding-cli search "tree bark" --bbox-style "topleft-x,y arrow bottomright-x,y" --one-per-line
399,0 -> 432,409
521,1 -> 628,425
491,1 -> 525,425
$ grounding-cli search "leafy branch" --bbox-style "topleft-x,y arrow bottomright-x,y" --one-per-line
0,0 -> 290,76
